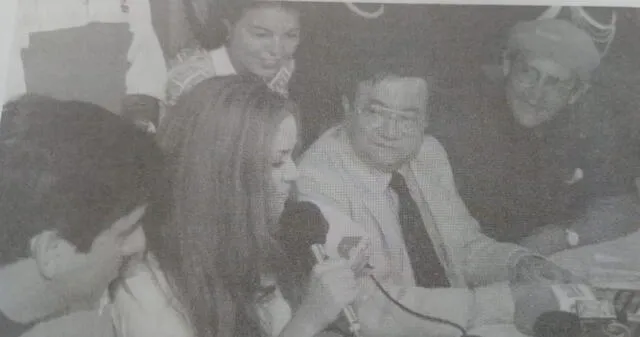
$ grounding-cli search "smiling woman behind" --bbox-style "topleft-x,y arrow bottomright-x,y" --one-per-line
164,0 -> 302,110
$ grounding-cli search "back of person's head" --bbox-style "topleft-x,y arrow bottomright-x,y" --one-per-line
0,95 -> 163,265
0,93 -> 59,138
153,75 -> 298,337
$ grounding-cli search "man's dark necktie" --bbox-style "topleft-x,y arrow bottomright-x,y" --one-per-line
389,172 -> 450,288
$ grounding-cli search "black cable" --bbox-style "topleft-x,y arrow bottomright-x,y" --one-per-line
369,274 -> 471,337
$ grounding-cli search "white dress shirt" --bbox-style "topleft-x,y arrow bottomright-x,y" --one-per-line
296,125 -> 528,337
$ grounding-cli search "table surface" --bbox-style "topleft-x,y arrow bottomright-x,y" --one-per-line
551,229 -> 640,287
19,229 -> 640,337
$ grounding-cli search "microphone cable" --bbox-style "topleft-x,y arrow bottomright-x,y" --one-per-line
368,273 -> 476,337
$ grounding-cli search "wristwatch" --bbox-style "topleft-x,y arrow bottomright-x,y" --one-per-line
565,228 -> 580,247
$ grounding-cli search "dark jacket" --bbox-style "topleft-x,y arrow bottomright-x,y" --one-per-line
432,76 -> 640,242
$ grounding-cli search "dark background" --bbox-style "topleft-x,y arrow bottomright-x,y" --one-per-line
287,4 -> 640,148
291,4 -> 547,146
152,3 -> 640,149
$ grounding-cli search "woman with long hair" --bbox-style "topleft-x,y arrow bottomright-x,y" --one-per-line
143,75 -> 358,337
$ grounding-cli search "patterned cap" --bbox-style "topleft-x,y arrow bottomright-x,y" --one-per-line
508,19 -> 600,81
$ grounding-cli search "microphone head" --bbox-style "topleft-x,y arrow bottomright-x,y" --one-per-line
533,311 -> 581,337
278,200 -> 330,246
277,200 -> 330,272
513,284 -> 562,335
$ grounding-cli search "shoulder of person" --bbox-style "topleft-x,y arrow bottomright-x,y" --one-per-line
166,47 -> 217,84
298,125 -> 348,167
110,254 -> 194,337
165,47 -> 218,105
296,125 -> 358,208
113,254 -> 181,314
419,135 -> 450,161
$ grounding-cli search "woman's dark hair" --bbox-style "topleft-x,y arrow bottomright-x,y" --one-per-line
184,0 -> 303,50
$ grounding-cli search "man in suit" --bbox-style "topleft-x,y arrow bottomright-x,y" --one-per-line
294,59 -> 572,336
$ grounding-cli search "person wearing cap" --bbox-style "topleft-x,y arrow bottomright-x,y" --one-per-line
434,18 -> 640,256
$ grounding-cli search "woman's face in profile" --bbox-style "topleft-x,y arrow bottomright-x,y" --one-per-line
227,5 -> 300,79
269,114 -> 298,221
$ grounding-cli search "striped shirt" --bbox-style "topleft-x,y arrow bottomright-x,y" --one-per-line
165,46 -> 294,108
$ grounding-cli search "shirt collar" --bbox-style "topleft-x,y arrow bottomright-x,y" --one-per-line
209,46 -> 237,76
340,129 -> 412,195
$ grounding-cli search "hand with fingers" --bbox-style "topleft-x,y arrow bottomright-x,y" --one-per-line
512,255 -> 587,286
283,259 -> 360,337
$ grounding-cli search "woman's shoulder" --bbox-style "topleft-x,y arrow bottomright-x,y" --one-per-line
110,254 -> 193,337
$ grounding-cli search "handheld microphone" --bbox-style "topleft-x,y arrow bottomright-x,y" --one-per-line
278,201 -> 364,337
311,243 -> 363,337
278,201 -> 480,337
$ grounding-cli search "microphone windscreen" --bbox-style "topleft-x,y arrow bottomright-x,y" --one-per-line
533,311 -> 581,337
278,200 -> 330,246
276,200 -> 330,271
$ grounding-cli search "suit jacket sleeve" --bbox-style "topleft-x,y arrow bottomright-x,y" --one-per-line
426,138 -> 530,286
355,279 -> 515,337
297,137 -> 518,335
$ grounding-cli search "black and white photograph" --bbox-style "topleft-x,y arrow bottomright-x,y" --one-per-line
1,1 -> 640,337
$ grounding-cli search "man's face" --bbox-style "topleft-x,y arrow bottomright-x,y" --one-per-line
346,76 -> 428,172
32,205 -> 147,312
505,55 -> 579,128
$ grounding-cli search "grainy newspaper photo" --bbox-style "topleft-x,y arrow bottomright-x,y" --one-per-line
0,1 -> 639,337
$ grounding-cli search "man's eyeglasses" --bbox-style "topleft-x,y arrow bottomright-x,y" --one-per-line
356,105 -> 425,135
511,60 -> 577,93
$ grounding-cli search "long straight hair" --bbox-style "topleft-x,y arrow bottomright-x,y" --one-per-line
149,75 -> 297,337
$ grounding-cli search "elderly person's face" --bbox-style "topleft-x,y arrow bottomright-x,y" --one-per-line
505,54 -> 582,128
345,76 -> 428,172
